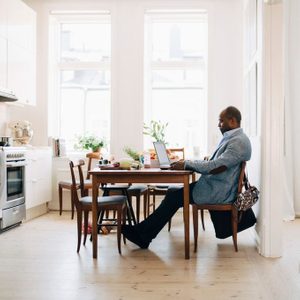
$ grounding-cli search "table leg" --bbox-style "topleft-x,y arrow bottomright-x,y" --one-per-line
92,178 -> 98,258
125,190 -> 137,225
183,176 -> 190,259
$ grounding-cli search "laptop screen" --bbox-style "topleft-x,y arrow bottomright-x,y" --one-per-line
153,142 -> 170,166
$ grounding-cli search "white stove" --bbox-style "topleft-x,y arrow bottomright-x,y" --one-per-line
0,147 -> 27,231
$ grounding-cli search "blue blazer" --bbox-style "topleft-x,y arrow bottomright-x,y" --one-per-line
185,128 -> 252,204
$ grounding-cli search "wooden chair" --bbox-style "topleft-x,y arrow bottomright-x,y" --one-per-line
58,151 -> 100,219
69,159 -> 127,254
127,185 -> 148,223
58,171 -> 92,220
147,148 -> 185,231
192,162 -> 246,252
86,152 -> 148,224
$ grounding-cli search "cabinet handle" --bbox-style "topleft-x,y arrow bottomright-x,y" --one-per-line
32,179 -> 37,183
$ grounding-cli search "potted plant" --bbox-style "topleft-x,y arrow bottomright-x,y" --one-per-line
143,120 -> 169,167
143,120 -> 168,144
123,146 -> 140,161
75,134 -> 106,152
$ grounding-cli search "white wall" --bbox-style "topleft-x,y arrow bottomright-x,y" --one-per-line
258,1 -> 284,257
0,103 -> 8,135
285,0 -> 300,214
5,0 -> 243,159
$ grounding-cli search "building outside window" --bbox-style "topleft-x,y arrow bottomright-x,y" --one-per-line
144,11 -> 208,158
49,13 -> 111,152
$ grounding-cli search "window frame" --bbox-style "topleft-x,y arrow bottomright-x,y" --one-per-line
144,11 -> 208,157
48,12 -> 111,151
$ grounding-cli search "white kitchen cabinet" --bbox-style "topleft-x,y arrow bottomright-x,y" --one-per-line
7,40 -> 36,105
0,0 -> 36,105
6,0 -> 34,50
0,0 -> 7,38
25,148 -> 52,210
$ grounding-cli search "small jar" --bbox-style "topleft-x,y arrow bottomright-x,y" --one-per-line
143,151 -> 151,168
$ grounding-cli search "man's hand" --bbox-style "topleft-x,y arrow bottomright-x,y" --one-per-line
170,159 -> 185,170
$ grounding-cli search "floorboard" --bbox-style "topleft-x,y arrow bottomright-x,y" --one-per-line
0,211 -> 299,300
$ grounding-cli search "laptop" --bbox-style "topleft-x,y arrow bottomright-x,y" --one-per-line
153,141 -> 172,170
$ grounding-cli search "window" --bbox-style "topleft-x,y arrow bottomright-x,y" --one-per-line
49,13 -> 111,151
144,11 -> 208,158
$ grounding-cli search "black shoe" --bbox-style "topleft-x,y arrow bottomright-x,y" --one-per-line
121,225 -> 150,249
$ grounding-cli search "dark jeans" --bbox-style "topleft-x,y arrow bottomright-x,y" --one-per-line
135,182 -> 197,242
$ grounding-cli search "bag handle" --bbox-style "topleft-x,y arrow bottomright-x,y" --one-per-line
243,172 -> 251,190
238,162 -> 246,193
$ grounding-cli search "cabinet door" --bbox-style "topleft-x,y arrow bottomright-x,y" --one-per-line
6,0 -> 36,105
7,0 -> 28,49
25,149 -> 52,209
24,45 -> 36,105
7,40 -> 27,102
0,0 -> 7,38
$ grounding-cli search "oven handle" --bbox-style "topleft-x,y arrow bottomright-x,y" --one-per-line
6,161 -> 27,167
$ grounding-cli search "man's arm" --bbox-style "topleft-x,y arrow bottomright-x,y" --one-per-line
170,159 -> 228,174
175,138 -> 250,175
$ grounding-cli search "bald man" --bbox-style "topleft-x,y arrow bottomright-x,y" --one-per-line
122,106 -> 252,248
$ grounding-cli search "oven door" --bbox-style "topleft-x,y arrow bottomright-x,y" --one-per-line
5,161 -> 25,209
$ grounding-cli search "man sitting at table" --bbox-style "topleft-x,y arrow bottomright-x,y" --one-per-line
121,106 -> 252,249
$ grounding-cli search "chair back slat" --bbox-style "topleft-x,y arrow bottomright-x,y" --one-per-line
169,148 -> 185,160
69,159 -> 86,207
86,152 -> 101,179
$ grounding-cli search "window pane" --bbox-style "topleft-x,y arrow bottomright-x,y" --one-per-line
86,89 -> 110,139
61,70 -> 110,88
152,69 -> 204,87
151,21 -> 206,62
60,23 -> 111,62
151,89 -> 206,150
60,88 -> 84,149
145,12 -> 208,158
60,70 -> 110,150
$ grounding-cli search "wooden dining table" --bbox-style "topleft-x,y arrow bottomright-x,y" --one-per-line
89,168 -> 194,259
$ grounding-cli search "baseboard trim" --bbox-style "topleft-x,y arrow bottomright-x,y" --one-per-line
25,203 -> 49,221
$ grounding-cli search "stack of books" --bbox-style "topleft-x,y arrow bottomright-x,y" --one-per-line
51,138 -> 66,157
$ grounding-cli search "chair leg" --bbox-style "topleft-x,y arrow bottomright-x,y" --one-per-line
123,206 -> 127,245
125,190 -> 137,225
103,189 -> 110,219
98,210 -> 105,233
77,209 -> 82,253
143,191 -> 148,220
147,191 -> 151,217
200,209 -> 205,231
193,206 -> 199,253
71,190 -> 75,220
136,195 -> 140,223
83,210 -> 89,246
117,206 -> 122,254
168,219 -> 172,232
231,208 -> 238,252
58,185 -> 63,216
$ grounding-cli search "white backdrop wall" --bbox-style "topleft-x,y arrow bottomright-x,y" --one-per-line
0,103 -> 8,135
285,0 -> 300,215
5,0 -> 243,159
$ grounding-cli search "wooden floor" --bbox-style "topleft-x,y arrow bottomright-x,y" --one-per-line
0,211 -> 299,300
